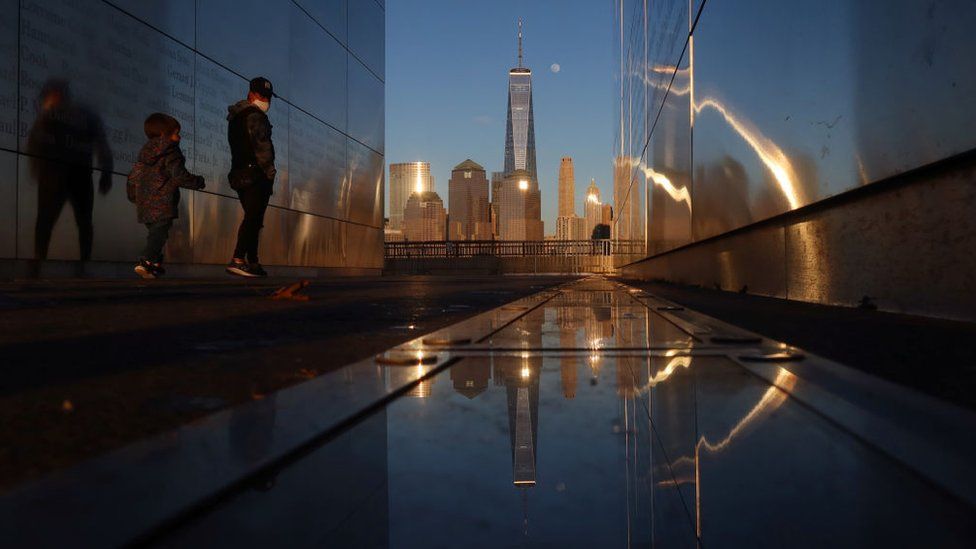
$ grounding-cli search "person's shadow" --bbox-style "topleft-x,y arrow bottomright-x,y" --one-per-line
26,79 -> 113,262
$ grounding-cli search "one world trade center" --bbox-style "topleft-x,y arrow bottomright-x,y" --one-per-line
503,19 -> 537,183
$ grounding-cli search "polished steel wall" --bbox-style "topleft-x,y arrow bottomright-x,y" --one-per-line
1,0 -> 384,270
615,0 -> 976,318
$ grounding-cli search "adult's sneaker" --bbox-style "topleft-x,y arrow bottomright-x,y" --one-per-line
226,258 -> 258,278
134,259 -> 156,279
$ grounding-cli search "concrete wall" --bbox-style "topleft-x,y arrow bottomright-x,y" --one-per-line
620,154 -> 976,321
1,0 -> 384,275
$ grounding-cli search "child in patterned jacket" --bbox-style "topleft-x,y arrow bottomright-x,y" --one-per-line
126,113 -> 204,279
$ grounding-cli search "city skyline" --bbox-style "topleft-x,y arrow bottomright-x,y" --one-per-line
386,2 -> 614,233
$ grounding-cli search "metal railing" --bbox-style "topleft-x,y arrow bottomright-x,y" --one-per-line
384,239 -> 645,258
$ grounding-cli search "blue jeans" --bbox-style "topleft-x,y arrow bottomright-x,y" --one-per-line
142,220 -> 173,263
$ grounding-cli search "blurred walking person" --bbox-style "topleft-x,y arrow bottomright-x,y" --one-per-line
27,79 -> 113,262
225,77 -> 276,278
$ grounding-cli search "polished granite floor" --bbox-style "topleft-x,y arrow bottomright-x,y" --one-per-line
0,275 -> 573,489
5,277 -> 976,547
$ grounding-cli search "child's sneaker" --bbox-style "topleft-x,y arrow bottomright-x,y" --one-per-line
134,259 -> 156,279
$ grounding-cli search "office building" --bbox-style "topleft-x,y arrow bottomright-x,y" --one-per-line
403,191 -> 447,242
389,162 -> 434,231
584,179 -> 603,237
495,170 -> 543,241
448,159 -> 491,240
558,157 -> 575,218
556,216 -> 587,241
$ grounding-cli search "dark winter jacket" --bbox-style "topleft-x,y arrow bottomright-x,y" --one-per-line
226,100 -> 276,188
126,137 -> 204,224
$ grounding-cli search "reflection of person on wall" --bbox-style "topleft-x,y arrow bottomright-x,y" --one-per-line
27,79 -> 113,261
225,77 -> 276,278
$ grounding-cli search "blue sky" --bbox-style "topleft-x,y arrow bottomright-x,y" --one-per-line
385,0 -> 615,232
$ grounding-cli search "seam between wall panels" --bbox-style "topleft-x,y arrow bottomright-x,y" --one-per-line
99,0 -> 383,157
14,0 -> 20,259
289,0 -> 384,83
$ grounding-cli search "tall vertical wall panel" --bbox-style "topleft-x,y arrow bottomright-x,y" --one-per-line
1,0 -> 384,271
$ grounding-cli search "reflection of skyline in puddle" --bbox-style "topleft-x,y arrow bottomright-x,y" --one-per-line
384,285 -> 689,543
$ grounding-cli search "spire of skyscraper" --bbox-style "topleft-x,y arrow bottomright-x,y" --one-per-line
517,18 -> 524,68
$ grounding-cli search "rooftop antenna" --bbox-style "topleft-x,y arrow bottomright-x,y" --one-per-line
517,18 -> 524,67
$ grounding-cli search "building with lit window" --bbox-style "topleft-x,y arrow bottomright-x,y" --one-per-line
448,159 -> 491,240
495,170 -> 543,241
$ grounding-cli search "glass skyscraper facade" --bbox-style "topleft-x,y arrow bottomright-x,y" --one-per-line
616,0 -> 976,319
503,23 -> 537,183
388,162 -> 433,231
0,0 -> 385,275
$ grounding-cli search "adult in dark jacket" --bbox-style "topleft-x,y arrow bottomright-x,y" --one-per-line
225,77 -> 277,278
27,79 -> 113,261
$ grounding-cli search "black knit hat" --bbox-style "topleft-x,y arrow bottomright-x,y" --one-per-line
249,77 -> 274,99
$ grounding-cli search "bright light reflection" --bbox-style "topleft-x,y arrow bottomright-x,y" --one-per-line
520,367 -> 530,379
637,65 -> 802,210
637,356 -> 691,393
518,179 -> 529,191
587,193 -> 600,204
694,97 -> 802,210
634,161 -> 692,213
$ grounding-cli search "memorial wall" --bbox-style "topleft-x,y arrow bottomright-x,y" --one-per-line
615,0 -> 976,319
1,0 -> 384,273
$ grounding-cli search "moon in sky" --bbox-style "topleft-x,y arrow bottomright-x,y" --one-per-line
550,63 -> 561,73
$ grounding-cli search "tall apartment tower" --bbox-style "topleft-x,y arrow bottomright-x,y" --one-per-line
448,159 -> 491,240
503,19 -> 537,183
389,162 -> 434,230
558,157 -> 575,217
403,191 -> 447,242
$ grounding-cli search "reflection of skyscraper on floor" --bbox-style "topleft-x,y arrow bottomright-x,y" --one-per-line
583,292 -> 615,382
614,297 -> 643,397
450,361 -> 491,399
495,307 -> 543,488
555,304 -> 587,399
494,356 -> 540,487
384,365 -> 434,398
